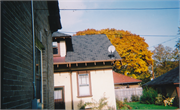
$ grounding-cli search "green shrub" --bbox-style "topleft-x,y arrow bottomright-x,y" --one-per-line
140,87 -> 158,104
155,94 -> 164,105
116,99 -> 132,110
124,97 -> 128,103
131,94 -> 140,102
77,100 -> 86,109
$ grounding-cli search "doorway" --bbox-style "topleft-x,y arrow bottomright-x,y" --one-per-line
54,87 -> 65,109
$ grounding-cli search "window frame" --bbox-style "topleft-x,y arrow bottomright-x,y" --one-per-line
35,46 -> 43,103
53,41 -> 60,57
77,71 -> 92,98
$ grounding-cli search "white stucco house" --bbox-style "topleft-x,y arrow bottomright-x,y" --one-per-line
52,32 -> 121,110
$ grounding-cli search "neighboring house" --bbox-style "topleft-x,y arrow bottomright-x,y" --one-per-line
143,66 -> 179,107
113,71 -> 142,102
52,32 -> 121,110
113,71 -> 142,89
1,1 -> 61,109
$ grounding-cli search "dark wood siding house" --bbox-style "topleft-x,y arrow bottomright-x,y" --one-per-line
143,66 -> 179,107
1,1 -> 61,109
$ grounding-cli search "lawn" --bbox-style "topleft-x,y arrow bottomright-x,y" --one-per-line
124,102 -> 178,109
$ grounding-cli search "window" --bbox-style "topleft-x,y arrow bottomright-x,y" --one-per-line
52,42 -> 59,55
54,90 -> 62,99
52,41 -> 67,57
77,71 -> 92,97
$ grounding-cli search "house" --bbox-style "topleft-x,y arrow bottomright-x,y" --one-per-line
113,71 -> 142,89
113,71 -> 142,102
1,1 -> 61,109
52,32 -> 121,110
143,66 -> 179,106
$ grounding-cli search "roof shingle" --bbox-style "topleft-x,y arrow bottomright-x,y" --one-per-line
143,66 -> 179,86
65,34 -> 121,62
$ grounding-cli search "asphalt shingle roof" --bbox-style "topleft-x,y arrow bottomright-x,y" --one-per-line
65,34 -> 121,62
143,66 -> 179,86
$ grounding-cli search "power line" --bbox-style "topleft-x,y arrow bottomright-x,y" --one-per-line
149,37 -> 179,48
60,7 -> 180,11
58,31 -> 179,48
59,31 -> 179,37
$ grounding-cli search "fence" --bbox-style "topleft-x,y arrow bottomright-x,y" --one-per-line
115,87 -> 143,102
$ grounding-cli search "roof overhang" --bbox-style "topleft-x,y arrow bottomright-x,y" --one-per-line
114,81 -> 142,85
54,59 -> 122,65
174,83 -> 180,85
47,1 -> 62,32
54,59 -> 122,72
143,83 -> 179,87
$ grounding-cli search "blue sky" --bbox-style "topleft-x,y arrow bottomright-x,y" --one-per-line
58,0 -> 180,51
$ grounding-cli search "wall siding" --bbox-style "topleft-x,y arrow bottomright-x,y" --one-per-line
2,1 -> 55,109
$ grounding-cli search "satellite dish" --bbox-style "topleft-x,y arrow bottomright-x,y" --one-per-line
108,45 -> 115,53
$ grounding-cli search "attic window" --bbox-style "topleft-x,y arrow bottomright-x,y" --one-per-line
53,42 -> 58,54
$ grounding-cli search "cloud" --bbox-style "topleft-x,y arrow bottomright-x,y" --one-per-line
58,0 -> 86,29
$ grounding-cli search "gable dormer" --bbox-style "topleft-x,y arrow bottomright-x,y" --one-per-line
52,31 -> 73,58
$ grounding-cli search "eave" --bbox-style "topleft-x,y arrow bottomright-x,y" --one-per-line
54,59 -> 122,72
114,81 -> 142,85
54,59 -> 122,65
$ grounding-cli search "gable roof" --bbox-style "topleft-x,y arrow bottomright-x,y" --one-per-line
113,71 -> 142,84
143,66 -> 179,86
64,34 -> 121,62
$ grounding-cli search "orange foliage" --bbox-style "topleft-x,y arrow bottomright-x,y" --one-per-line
74,28 -> 153,78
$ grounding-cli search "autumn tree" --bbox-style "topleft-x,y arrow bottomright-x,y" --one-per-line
152,44 -> 179,77
74,28 -> 153,79
175,38 -> 180,49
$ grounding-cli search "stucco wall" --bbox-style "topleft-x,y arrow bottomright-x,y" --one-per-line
54,69 -> 116,110
54,72 -> 72,110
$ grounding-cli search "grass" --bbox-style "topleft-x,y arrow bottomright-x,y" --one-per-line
124,102 -> 178,109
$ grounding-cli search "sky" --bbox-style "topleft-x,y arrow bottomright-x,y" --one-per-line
58,0 -> 180,51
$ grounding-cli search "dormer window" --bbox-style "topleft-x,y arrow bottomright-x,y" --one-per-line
53,42 -> 59,55
52,41 -> 66,57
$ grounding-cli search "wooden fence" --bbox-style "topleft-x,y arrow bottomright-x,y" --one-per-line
115,87 -> 143,102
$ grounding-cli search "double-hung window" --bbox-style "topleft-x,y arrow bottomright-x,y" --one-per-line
52,42 -> 60,56
77,71 -> 92,97
52,42 -> 59,55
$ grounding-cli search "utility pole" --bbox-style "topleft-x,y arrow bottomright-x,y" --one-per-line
152,65 -> 154,79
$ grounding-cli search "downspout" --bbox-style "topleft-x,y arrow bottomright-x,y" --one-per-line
31,0 -> 36,99
47,28 -> 49,108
